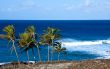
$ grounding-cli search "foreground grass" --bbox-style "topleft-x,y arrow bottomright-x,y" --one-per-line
0,59 -> 110,69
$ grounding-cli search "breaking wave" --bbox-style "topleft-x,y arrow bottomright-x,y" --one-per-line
59,38 -> 110,59
61,38 -> 110,46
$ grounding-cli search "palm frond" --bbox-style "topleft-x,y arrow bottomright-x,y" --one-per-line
54,42 -> 66,52
41,27 -> 61,46
3,25 -> 15,40
25,26 -> 36,33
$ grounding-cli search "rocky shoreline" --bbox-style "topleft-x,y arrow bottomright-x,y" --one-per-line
0,59 -> 110,69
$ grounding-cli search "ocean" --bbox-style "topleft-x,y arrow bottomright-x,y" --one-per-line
0,20 -> 110,63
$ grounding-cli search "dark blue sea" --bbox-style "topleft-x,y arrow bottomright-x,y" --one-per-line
0,20 -> 110,63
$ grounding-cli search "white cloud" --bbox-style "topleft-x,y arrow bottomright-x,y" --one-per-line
64,3 -> 82,11
85,0 -> 91,7
0,7 -> 16,12
64,0 -> 91,11
22,0 -> 35,7
0,0 -> 37,12
62,0 -> 110,13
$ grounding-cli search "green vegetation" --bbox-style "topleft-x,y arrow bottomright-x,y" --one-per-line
40,27 -> 61,62
1,25 -> 66,64
3,25 -> 20,64
54,42 -> 66,61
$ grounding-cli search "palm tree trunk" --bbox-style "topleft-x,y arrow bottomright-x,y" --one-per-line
37,45 -> 41,62
48,45 -> 50,62
32,48 -> 36,62
51,39 -> 54,62
12,40 -> 20,64
51,48 -> 53,62
58,52 -> 60,61
26,50 -> 29,64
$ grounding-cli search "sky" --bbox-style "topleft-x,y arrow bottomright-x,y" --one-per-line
0,0 -> 110,20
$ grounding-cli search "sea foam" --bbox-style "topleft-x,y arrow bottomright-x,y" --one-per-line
59,38 -> 110,59
0,62 -> 11,65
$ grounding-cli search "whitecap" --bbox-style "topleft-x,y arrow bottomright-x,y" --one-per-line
59,38 -> 110,59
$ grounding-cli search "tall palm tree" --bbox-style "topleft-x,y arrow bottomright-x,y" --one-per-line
41,27 -> 61,62
3,25 -> 20,64
54,42 -> 66,61
19,32 -> 32,64
25,26 -> 41,62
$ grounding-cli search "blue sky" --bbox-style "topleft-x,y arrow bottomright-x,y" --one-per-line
0,0 -> 110,20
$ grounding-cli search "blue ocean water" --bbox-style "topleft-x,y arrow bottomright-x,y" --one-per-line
0,20 -> 110,63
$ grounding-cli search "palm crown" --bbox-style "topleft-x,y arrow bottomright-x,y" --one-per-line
41,27 -> 61,45
54,42 -> 66,52
25,26 -> 36,39
3,25 -> 15,40
19,33 -> 32,47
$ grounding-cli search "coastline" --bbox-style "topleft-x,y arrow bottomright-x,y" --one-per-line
0,59 -> 110,69
0,21 -> 110,69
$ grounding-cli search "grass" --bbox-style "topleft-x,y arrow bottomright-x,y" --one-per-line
1,59 -> 110,69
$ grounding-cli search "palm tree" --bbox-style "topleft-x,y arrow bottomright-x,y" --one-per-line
25,26 -> 41,62
54,42 -> 66,61
41,27 -> 61,62
3,25 -> 20,64
18,32 -> 32,64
